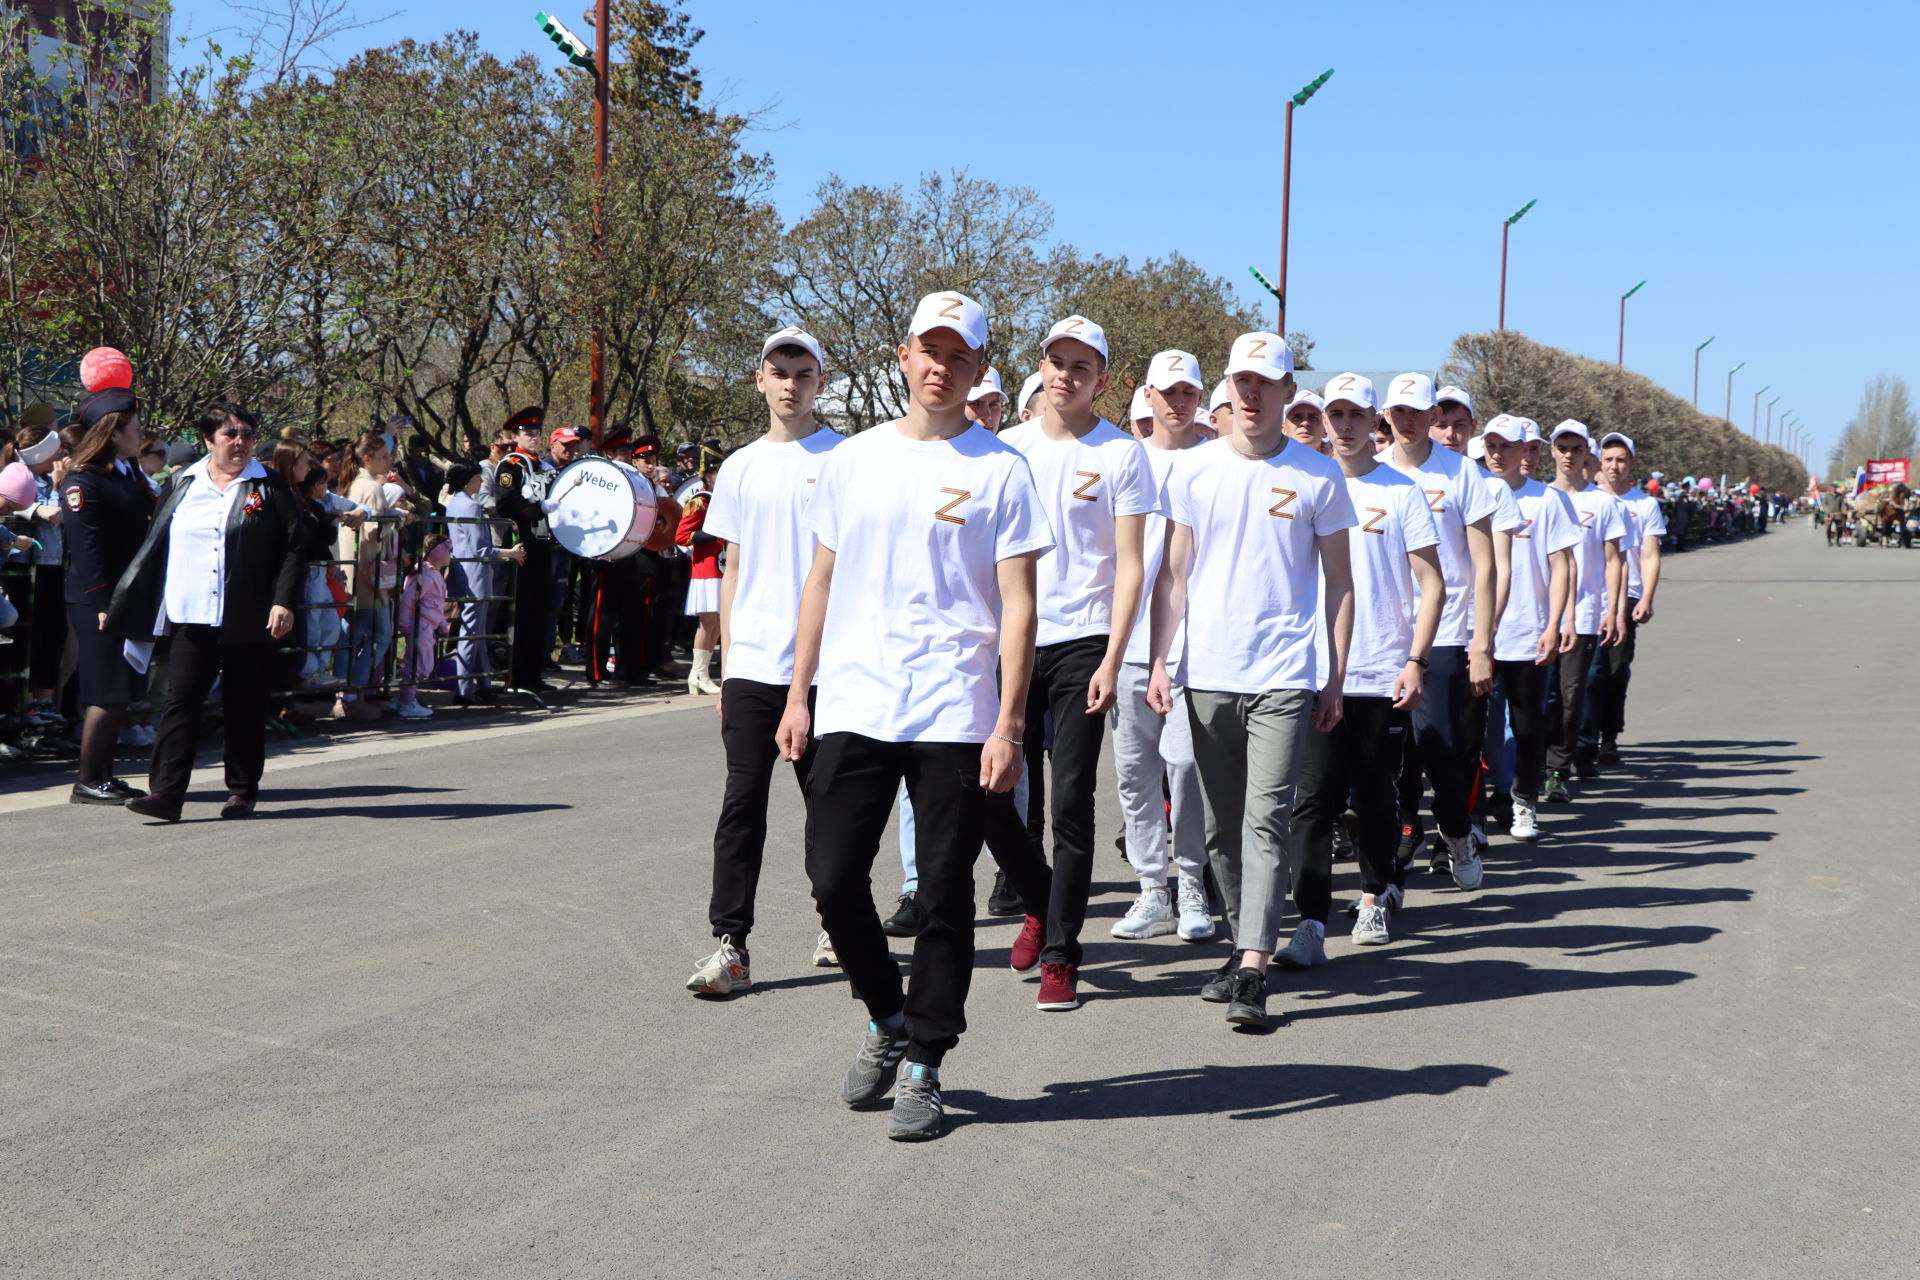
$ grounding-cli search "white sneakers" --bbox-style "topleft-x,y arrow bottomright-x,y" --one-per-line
686,936 -> 750,995
396,702 -> 433,720
1444,832 -> 1484,891
1111,886 -> 1175,939
1275,921 -> 1327,969
1352,898 -> 1391,946
812,930 -> 838,968
1509,797 -> 1541,841
1176,876 -> 1215,941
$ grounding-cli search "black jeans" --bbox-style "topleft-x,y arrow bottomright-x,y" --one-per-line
1492,660 -> 1550,805
1025,635 -> 1109,967
1543,635 -> 1596,771
1579,603 -> 1638,750
709,679 -> 816,948
1408,644 -> 1473,840
1293,695 -> 1408,920
147,624 -> 272,804
509,539 -> 553,687
806,733 -> 988,1069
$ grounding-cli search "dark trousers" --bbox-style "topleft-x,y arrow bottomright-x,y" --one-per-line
147,624 -> 271,804
979,788 -> 1055,915
28,564 -> 65,692
709,679 -> 815,947
806,733 -> 988,1068
1407,644 -> 1473,840
587,558 -> 652,683
1023,635 -> 1109,967
1492,660 -> 1550,805
1293,695 -> 1407,920
1543,635 -> 1596,771
509,539 -> 553,687
1579,604 -> 1638,750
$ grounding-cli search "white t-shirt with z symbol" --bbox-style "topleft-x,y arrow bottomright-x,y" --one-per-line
1317,464 -> 1440,698
1493,479 -> 1581,663
701,428 -> 844,686
1384,444 -> 1506,650
1561,483 -> 1629,635
1613,488 -> 1668,599
1165,437 -> 1357,695
1123,442 -> 1199,669
997,418 -> 1162,647
806,422 -> 1055,743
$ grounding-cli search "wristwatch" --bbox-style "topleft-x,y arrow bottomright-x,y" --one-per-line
1409,655 -> 1431,669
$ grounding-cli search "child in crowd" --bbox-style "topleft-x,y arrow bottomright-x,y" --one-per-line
394,535 -> 452,720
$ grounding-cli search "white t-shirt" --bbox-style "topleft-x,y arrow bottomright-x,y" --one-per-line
1316,464 -> 1440,698
1560,483 -> 1629,635
1493,479 -> 1582,663
1611,487 -> 1668,599
1124,442 -> 1199,668
701,429 -> 844,686
806,422 -> 1054,743
997,418 -> 1161,647
1384,443 -> 1500,649
1165,437 -> 1356,694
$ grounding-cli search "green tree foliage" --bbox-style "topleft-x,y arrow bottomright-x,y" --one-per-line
1827,376 -> 1916,480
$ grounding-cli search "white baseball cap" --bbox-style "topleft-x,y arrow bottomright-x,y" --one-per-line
1145,349 -> 1203,393
1321,372 -> 1376,410
760,325 -> 825,370
1600,431 -> 1636,455
1516,417 -> 1542,443
1466,436 -> 1488,460
908,290 -> 988,351
1551,419 -> 1592,445
1041,314 -> 1109,363
1209,379 -> 1233,412
1017,371 -> 1046,411
1436,385 -> 1475,416
1288,389 -> 1325,412
1383,372 -> 1437,411
1223,332 -> 1295,382
968,366 -> 1004,403
1128,385 -> 1151,422
1482,415 -> 1527,445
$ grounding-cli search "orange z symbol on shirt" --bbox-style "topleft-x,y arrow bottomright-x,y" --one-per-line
1071,471 -> 1101,502
1269,488 -> 1297,519
1362,507 -> 1388,534
1425,489 -> 1447,513
1515,517 -> 1534,539
934,488 -> 971,525
1580,510 -> 1595,528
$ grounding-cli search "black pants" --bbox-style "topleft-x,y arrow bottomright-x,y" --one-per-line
147,625 -> 272,804
1579,604 -> 1638,750
1293,695 -> 1408,920
587,558 -> 652,683
1023,635 -> 1109,967
709,679 -> 816,947
1493,660 -> 1550,805
28,564 -> 66,692
1543,635 -> 1596,771
509,539 -> 553,687
1407,644 -> 1473,840
979,788 -> 1055,916
806,733 -> 988,1069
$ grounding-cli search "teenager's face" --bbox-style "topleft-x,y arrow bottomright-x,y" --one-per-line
1370,423 -> 1392,452
897,328 -> 984,413
1583,454 -> 1601,484
1386,404 -> 1434,441
513,426 -> 541,454
1147,382 -> 1199,435
1600,445 -> 1634,486
1207,405 -> 1231,435
1231,371 -> 1295,435
1325,400 -> 1374,459
1552,437 -> 1589,481
966,392 -> 1006,432
756,352 -> 823,421
1284,403 -> 1326,447
1485,435 -> 1526,480
1039,338 -> 1107,413
362,443 -> 391,476
1432,404 -> 1474,453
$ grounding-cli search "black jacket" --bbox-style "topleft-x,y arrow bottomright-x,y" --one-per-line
62,465 -> 156,605
106,464 -> 307,644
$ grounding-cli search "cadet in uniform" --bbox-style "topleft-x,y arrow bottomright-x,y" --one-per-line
493,407 -> 555,691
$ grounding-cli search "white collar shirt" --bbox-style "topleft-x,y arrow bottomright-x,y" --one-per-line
163,457 -> 265,627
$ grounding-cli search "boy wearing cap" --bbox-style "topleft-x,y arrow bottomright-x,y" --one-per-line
1380,373 -> 1510,888
1127,386 -> 1154,440
1205,380 -> 1231,439
1109,350 -> 1213,944
1481,418 -> 1579,840
1430,386 -> 1477,455
1148,332 -> 1356,1029
1285,391 -> 1328,452
1017,372 -> 1047,423
1542,421 -> 1627,802
997,314 -> 1159,1013
1290,374 -> 1444,953
967,367 -> 1007,433
777,291 -> 1053,1141
1582,432 -> 1665,766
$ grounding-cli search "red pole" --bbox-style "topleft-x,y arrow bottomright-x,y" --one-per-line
1277,100 -> 1293,335
1498,221 -> 1509,330
588,0 -> 609,448
1617,295 -> 1626,365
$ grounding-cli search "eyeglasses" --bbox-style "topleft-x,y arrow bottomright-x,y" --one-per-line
215,428 -> 258,442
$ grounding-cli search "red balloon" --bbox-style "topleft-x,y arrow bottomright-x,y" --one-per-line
80,347 -> 134,392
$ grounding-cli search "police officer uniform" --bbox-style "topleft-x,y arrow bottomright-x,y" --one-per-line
493,407 -> 555,690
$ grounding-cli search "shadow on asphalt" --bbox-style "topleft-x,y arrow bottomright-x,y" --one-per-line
943,1061 -> 1509,1129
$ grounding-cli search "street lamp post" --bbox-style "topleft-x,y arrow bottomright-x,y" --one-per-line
536,7 -> 611,446
1618,279 -> 1646,365
1766,396 -> 1780,444
1273,68 -> 1333,336
1752,384 -> 1769,435
1691,336 -> 1715,410
1498,199 -> 1537,330
1724,361 -> 1745,425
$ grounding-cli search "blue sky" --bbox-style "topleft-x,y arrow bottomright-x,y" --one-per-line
174,0 -> 1919,470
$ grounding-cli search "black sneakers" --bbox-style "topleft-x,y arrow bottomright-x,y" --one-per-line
1225,967 -> 1270,1029
986,869 -> 1022,917
881,892 -> 926,938
1199,954 -> 1238,1003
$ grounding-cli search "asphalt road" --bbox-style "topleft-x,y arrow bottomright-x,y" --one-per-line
3,518 -> 1915,1279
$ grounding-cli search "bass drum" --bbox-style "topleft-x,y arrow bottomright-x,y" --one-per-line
547,456 -> 658,561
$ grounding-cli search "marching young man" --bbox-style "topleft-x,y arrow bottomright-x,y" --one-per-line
1108,350 -> 1212,944
1148,332 -> 1356,1030
997,315 -> 1159,1013
1290,375 -> 1444,954
1582,431 -> 1665,765
1284,390 -> 1328,452
777,291 -> 1053,1142
1542,421 -> 1627,802
1481,417 -> 1579,841
967,367 -> 1007,433
686,327 -> 844,996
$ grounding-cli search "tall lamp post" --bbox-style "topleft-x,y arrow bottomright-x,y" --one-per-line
1617,279 -> 1646,365
1498,199 -> 1537,330
1752,383 -> 1769,435
1766,395 -> 1780,444
1691,336 -> 1715,409
536,7 -> 611,445
1269,68 -> 1333,336
1724,361 -> 1745,425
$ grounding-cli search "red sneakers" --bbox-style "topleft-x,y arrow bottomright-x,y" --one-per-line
1010,914 -> 1045,973
1036,963 -> 1080,1011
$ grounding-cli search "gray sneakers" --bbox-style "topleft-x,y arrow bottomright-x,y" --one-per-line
1110,886 -> 1176,938
1352,899 -> 1391,946
886,1064 -> 944,1141
1275,922 -> 1328,969
1445,832 -> 1484,891
841,1020 -> 910,1107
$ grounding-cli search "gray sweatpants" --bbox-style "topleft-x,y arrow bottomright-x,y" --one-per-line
1110,662 -> 1207,889
1186,687 -> 1314,954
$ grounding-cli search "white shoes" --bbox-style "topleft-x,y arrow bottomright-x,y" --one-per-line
1110,886 -> 1176,939
1509,797 -> 1541,841
1175,875 -> 1215,941
1275,921 -> 1328,969
396,702 -> 433,720
687,674 -> 721,696
812,930 -> 839,968
1352,898 -> 1391,946
1445,832 -> 1484,891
